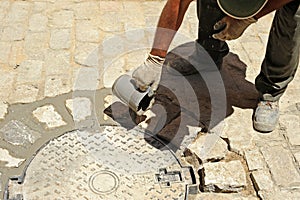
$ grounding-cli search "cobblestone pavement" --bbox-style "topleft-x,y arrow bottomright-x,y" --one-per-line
0,0 -> 300,199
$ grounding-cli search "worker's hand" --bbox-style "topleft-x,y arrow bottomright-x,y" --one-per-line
132,54 -> 165,96
212,16 -> 257,41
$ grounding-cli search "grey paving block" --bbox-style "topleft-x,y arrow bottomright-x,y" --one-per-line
0,120 -> 40,146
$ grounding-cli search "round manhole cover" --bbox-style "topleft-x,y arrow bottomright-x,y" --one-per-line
7,126 -> 194,199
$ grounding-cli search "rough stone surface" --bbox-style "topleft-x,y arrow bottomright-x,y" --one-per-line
195,193 -> 258,200
74,42 -> 99,67
65,97 -> 92,122
0,120 -> 40,146
44,74 -> 71,97
244,149 -> 266,171
261,145 -> 300,188
32,105 -> 67,128
188,133 -> 229,163
280,114 -> 300,147
258,189 -> 300,200
203,160 -> 247,192
251,170 -> 275,192
50,29 -> 71,50
9,84 -> 39,104
295,151 -> 300,165
73,67 -> 99,90
0,102 -> 8,119
16,60 -> 44,83
0,148 -> 25,168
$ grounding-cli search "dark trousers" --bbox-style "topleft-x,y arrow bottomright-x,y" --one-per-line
196,0 -> 229,68
255,0 -> 300,101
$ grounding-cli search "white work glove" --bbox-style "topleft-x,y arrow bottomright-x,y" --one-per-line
132,54 -> 165,96
212,16 -> 257,41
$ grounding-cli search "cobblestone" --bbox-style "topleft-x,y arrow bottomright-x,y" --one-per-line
65,97 -> 92,122
250,170 -> 275,192
0,42 -> 11,63
0,148 -> 24,168
75,20 -> 99,42
188,133 -> 229,163
49,10 -> 74,28
29,13 -> 48,32
9,84 -> 39,104
244,149 -> 266,171
0,120 -> 41,146
261,145 -> 300,188
16,60 -> 44,84
280,114 -> 300,147
44,74 -> 71,97
203,160 -> 247,192
0,102 -> 8,120
50,29 -> 71,50
32,104 -> 67,129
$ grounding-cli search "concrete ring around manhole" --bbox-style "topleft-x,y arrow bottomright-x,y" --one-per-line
89,170 -> 119,194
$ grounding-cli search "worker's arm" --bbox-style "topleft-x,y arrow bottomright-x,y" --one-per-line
213,0 -> 297,41
132,0 -> 193,95
150,0 -> 194,58
255,0 -> 296,19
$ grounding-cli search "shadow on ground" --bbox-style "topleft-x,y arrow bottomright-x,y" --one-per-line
104,41 -> 259,151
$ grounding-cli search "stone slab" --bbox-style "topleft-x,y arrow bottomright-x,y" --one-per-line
0,148 -> 24,168
0,120 -> 40,146
203,160 -> 247,192
280,114 -> 300,147
244,149 -> 266,171
32,105 -> 67,129
251,170 -> 275,192
65,97 -> 92,122
188,133 -> 229,163
195,193 -> 258,200
0,102 -> 8,119
261,145 -> 300,188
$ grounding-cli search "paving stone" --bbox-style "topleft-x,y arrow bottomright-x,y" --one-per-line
261,145 -> 300,188
29,13 -> 48,32
0,148 -> 25,168
203,160 -> 247,192
224,108 -> 255,154
1,23 -> 26,41
103,57 -> 126,88
9,84 -> 39,104
259,189 -> 300,200
244,149 -> 266,171
0,102 -> 8,120
24,32 -> 49,59
74,42 -> 99,67
32,105 -> 67,129
9,41 -> 26,68
0,42 -> 11,64
251,170 -> 275,192
7,1 -> 30,23
44,74 -> 71,97
295,151 -> 300,166
98,12 -> 124,32
0,120 -> 40,146
33,1 -> 48,12
50,29 -> 71,50
44,50 -> 70,75
0,70 -> 15,100
49,10 -> 74,28
65,97 -> 92,122
195,193 -> 258,200
73,67 -> 99,91
16,60 -> 44,83
74,1 -> 100,20
0,171 -> 1,192
280,114 -> 300,147
76,20 -> 99,42
188,133 -> 229,163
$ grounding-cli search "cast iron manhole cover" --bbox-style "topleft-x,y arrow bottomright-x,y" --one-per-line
6,126 -> 196,200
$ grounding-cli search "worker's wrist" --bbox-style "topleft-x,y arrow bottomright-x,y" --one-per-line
150,48 -> 167,58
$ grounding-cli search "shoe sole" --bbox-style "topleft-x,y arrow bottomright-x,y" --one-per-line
253,120 -> 275,133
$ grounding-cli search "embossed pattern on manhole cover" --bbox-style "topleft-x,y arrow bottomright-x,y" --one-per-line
7,126 -> 194,200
